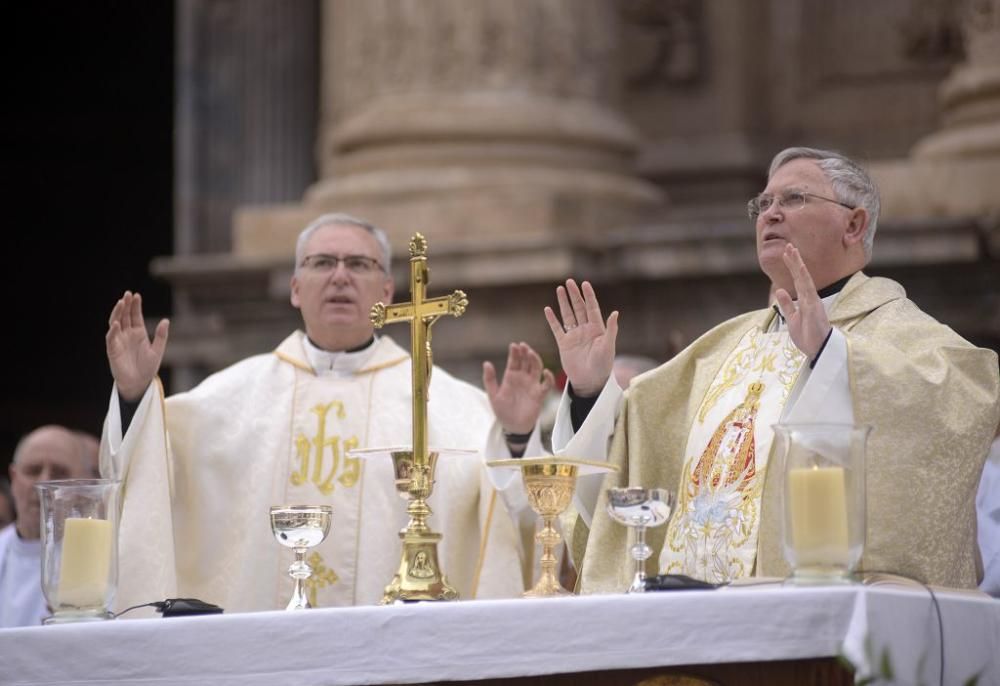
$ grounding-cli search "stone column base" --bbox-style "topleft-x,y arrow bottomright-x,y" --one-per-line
869,156 -> 1000,220
233,165 -> 664,258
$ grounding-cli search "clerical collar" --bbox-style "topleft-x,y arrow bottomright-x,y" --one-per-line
817,273 -> 853,299
771,272 -> 855,325
302,336 -> 378,376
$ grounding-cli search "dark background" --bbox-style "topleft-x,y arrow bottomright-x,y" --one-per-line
1,3 -> 175,472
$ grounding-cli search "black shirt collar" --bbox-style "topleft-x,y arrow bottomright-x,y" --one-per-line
816,273 -> 854,299
772,272 -> 855,323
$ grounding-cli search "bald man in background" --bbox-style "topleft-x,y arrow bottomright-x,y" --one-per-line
1,426 -> 96,627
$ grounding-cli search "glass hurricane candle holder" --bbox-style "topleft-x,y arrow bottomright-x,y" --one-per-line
773,423 -> 869,585
37,479 -> 120,624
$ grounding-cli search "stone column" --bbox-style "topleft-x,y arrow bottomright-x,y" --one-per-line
168,0 -> 320,390
866,0 -> 1000,350
234,0 -> 663,256
872,0 -> 1000,223
912,0 -> 1000,160
175,0 -> 319,256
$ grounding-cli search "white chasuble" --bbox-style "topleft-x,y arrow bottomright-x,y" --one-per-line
101,332 -> 527,615
660,326 -> 805,583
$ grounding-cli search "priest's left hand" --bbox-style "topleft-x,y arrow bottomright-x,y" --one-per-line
484,342 -> 555,435
773,244 -> 831,360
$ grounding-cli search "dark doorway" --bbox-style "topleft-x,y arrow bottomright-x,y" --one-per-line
0,2 -> 174,474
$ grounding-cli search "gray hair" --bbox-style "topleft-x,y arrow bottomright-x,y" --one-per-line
768,147 -> 880,259
294,213 -> 392,274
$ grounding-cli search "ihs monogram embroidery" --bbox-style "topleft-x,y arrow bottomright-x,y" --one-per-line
291,401 -> 361,496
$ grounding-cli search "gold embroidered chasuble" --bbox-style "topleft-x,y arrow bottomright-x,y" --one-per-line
579,273 -> 1000,593
101,333 -> 526,614
661,327 -> 805,583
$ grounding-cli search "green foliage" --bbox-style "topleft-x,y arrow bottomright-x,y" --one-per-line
839,634 -> 984,686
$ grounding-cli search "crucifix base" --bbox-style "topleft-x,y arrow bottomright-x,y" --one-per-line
351,447 -> 474,604
381,530 -> 459,604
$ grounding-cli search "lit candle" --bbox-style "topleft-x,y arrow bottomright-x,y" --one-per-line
788,465 -> 849,568
59,517 -> 113,608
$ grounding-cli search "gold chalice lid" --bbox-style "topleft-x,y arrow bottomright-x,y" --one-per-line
348,447 -> 477,459
487,456 -> 619,475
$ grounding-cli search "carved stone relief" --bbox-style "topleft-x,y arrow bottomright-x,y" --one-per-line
619,0 -> 703,89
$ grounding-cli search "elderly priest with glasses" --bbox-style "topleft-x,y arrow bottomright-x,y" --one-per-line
547,147 -> 1000,591
100,213 -> 552,614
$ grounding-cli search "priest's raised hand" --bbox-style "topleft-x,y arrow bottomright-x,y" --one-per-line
543,279 -> 619,397
483,342 -> 555,439
105,291 -> 170,402
772,244 -> 832,361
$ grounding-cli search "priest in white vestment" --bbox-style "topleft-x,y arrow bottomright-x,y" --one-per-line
544,147 -> 1000,590
101,214 -> 552,614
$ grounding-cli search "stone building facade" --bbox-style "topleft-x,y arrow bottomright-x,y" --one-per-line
163,0 -> 999,390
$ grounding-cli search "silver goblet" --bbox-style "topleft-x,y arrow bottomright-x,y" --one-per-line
606,487 -> 673,593
270,505 -> 333,610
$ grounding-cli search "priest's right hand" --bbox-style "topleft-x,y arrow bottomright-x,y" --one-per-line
543,279 -> 618,397
106,291 -> 169,402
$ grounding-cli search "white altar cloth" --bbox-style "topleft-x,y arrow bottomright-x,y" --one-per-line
1,586 -> 997,685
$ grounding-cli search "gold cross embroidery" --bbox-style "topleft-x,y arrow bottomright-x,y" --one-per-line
305,551 -> 339,607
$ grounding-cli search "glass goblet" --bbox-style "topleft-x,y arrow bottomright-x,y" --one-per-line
269,505 -> 333,610
606,487 -> 673,593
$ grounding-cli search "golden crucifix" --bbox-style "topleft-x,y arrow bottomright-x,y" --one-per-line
369,233 -> 468,602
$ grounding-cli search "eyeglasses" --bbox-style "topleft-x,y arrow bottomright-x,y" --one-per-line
300,253 -> 384,275
747,190 -> 855,221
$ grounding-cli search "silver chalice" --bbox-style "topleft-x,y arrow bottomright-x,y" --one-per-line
606,487 -> 673,593
270,505 -> 333,610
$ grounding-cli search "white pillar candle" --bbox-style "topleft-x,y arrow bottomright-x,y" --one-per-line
788,466 -> 849,567
59,517 -> 113,608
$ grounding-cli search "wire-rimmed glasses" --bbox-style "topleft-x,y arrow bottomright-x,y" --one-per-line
747,190 -> 855,221
300,254 -> 384,275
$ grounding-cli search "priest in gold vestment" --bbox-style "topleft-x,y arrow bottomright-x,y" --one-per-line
545,147 -> 1000,590
101,214 -> 552,614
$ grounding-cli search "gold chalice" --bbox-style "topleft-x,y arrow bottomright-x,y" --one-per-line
489,457 -> 617,597
269,505 -> 333,610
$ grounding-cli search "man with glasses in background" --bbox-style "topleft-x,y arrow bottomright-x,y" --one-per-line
544,147 -> 999,591
102,213 -> 551,614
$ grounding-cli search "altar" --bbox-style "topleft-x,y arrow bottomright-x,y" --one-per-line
2,585 -> 997,686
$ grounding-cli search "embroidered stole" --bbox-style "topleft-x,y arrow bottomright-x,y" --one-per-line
660,326 -> 805,582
